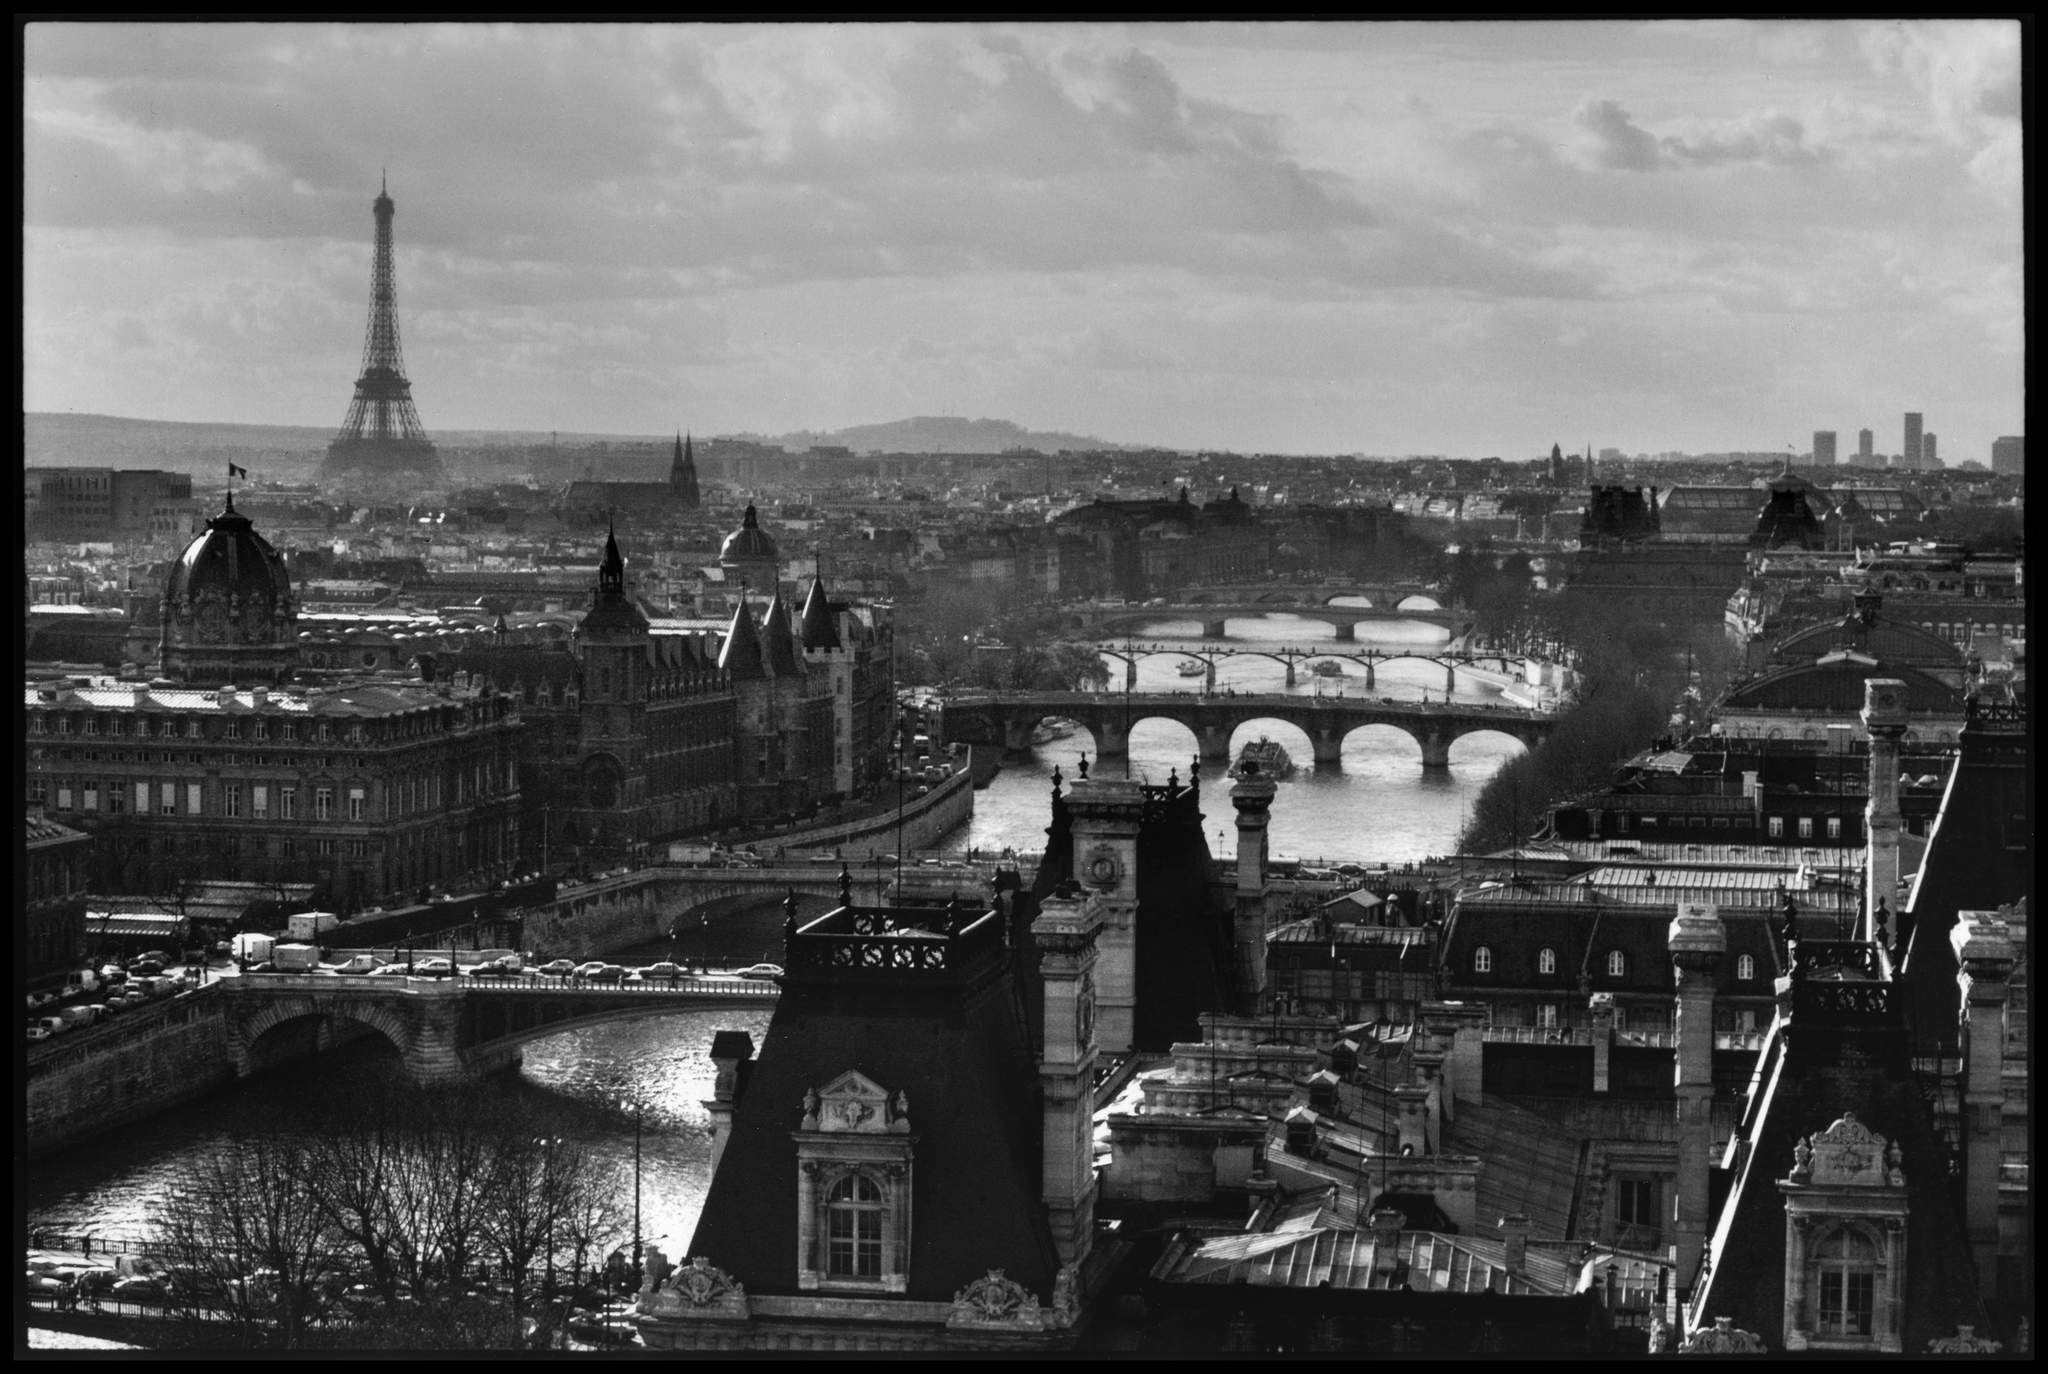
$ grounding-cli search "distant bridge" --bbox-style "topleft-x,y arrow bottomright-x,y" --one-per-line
933,690 -> 1558,771
1083,599 -> 1468,641
219,973 -> 779,1084
1095,643 -> 1540,692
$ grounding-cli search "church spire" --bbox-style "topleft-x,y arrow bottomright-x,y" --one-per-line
671,429 -> 701,509
599,513 -> 625,596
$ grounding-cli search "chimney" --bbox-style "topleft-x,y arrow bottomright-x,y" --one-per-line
1284,1104 -> 1318,1157
1589,991 -> 1615,1094
1230,765 -> 1278,1010
1033,885 -> 1105,1271
1740,770 -> 1760,800
1861,680 -> 1908,941
1951,913 -> 2016,1298
1394,1084 -> 1429,1158
216,685 -> 237,707
1669,901 -> 1726,1295
1498,1214 -> 1530,1276
250,686 -> 268,709
704,1030 -> 755,1174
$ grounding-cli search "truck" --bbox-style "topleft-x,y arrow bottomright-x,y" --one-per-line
271,943 -> 322,972
58,1006 -> 97,1030
667,842 -> 720,865
286,910 -> 341,943
231,932 -> 276,965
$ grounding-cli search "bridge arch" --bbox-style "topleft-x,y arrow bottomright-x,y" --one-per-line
1338,721 -> 1430,766
1444,728 -> 1536,767
234,997 -> 415,1077
1396,593 -> 1444,612
1222,717 -> 1316,772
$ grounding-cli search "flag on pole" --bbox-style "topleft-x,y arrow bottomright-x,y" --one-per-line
228,462 -> 249,479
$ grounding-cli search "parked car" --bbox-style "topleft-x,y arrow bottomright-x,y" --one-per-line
413,958 -> 457,979
370,962 -> 414,976
26,1025 -> 52,1042
331,954 -> 382,975
571,961 -> 608,981
736,963 -> 785,981
111,1274 -> 173,1303
465,962 -> 514,979
584,964 -> 626,985
638,961 -> 683,983
537,959 -> 579,978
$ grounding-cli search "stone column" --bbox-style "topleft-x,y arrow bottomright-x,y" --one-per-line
1951,912 -> 2015,1296
1394,1085 -> 1429,1158
1333,621 -> 1356,642
1198,723 -> 1233,761
1417,730 -> 1452,770
1230,768 -> 1278,1011
1669,902 -> 1726,1294
1420,1001 -> 1487,1115
1860,680 -> 1908,942
1311,729 -> 1344,770
1064,780 -> 1144,1053
704,1030 -> 755,1176
1033,888 -> 1105,1272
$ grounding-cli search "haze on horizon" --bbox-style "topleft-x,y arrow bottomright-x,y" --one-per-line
23,20 -> 2023,462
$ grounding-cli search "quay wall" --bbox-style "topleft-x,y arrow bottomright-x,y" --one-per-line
25,991 -> 236,1161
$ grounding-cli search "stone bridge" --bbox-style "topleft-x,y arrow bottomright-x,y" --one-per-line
933,690 -> 1557,770
218,973 -> 779,1084
1080,589 -> 1466,641
1095,643 -> 1539,692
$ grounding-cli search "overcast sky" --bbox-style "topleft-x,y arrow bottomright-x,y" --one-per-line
24,20 -> 2024,461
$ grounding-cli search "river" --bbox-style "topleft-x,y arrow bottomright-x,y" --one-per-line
25,613 -> 1523,1273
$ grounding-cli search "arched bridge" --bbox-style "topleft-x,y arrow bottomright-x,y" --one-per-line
218,974 -> 778,1084
1079,588 -> 1466,641
933,690 -> 1558,771
1096,642 -> 1541,692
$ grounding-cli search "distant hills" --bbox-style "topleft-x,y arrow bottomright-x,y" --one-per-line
23,411 -> 1133,473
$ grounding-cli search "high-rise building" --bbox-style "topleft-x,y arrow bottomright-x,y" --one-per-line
1858,428 -> 1875,462
1813,431 -> 1837,466
1990,435 -> 2024,477
1922,432 -> 1938,468
1903,412 -> 1923,469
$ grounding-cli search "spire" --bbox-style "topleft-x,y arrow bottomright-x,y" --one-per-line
800,570 -> 841,650
761,592 -> 799,675
670,430 -> 701,508
599,514 -> 625,596
718,591 -> 766,680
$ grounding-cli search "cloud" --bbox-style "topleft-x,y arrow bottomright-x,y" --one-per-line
1575,98 -> 1663,171
1572,97 -> 1828,172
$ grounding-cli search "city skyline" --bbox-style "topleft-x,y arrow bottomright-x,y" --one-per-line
24,20 -> 2024,461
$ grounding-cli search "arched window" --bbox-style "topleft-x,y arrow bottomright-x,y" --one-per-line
1814,1226 -> 1878,1337
824,1173 -> 884,1280
1538,947 -> 1557,975
1607,949 -> 1626,978
1473,946 -> 1493,974
1737,954 -> 1756,981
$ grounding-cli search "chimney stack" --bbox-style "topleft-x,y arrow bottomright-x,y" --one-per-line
1498,1214 -> 1530,1276
703,1030 -> 755,1174
1951,912 -> 2016,1297
1230,765 -> 1279,1010
1861,680 -> 1909,942
1589,991 -> 1615,1094
1669,901 -> 1726,1295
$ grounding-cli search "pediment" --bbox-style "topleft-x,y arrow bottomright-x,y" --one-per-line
804,1069 -> 907,1134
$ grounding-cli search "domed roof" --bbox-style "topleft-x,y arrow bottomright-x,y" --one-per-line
164,492 -> 294,614
719,503 -> 780,565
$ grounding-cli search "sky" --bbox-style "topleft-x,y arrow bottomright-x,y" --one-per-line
22,20 -> 2026,461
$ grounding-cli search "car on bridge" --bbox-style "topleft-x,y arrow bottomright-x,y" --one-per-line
370,962 -> 414,976
413,959 -> 457,979
632,962 -> 684,985
536,959 -> 578,978
331,954 -> 382,974
584,964 -> 626,985
464,962 -> 516,979
736,963 -> 784,981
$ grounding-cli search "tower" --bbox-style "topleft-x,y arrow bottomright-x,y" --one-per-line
1902,412 -> 1923,470
670,432 -> 701,509
323,175 -> 443,492
1858,428 -> 1874,462
1813,430 -> 1837,466
1670,900 -> 1726,1296
158,491 -> 299,688
570,520 -> 653,855
1229,761 -> 1277,1009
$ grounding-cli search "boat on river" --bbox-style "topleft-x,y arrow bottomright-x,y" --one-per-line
1176,660 -> 1206,678
1230,736 -> 1295,780
1031,720 -> 1078,745
1310,659 -> 1346,677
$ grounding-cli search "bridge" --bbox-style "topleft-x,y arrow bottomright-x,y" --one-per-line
1095,642 -> 1542,692
218,972 -> 780,1084
933,690 -> 1558,771
1085,601 -> 1467,641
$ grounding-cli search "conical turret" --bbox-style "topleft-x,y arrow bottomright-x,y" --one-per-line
718,592 -> 767,680
761,592 -> 800,676
800,572 -> 841,651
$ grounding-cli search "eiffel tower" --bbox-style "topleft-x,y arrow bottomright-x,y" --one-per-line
322,174 -> 444,491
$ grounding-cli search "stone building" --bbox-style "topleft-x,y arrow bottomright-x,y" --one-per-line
26,811 -> 92,993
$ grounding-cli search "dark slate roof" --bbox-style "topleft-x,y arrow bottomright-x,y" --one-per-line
1441,898 -> 1785,999
448,643 -> 580,693
717,598 -> 766,680
719,503 -> 779,563
759,593 -> 799,676
1898,699 -> 2031,1058
1687,997 -> 1991,1350
1718,659 -> 1958,714
799,574 -> 841,651
685,917 -> 1056,1303
1771,612 -> 1963,668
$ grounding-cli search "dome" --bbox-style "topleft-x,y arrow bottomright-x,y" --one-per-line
159,493 -> 299,687
719,503 -> 780,565
164,493 -> 294,617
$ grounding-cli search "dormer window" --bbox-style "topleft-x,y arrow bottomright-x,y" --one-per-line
1737,954 -> 1756,981
1538,947 -> 1557,975
1814,1228 -> 1876,1338
1473,946 -> 1492,973
1607,950 -> 1627,978
792,1070 -> 914,1295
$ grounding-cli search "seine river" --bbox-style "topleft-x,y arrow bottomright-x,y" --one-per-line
26,613 -> 1524,1270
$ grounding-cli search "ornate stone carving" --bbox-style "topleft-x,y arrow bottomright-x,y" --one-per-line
1083,844 -> 1123,890
1679,1316 -> 1766,1353
891,1089 -> 910,1125
662,1256 -> 744,1306
950,1269 -> 1038,1325
1791,1136 -> 1812,1180
801,1087 -> 820,1130
1050,1264 -> 1080,1325
1926,1325 -> 2003,1354
1806,1113 -> 1893,1187
802,1069 -> 898,1135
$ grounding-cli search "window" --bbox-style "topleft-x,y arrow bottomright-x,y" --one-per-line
315,787 -> 333,821
1826,817 -> 1842,840
824,1174 -> 884,1280
224,782 -> 241,818
348,787 -> 365,822
136,781 -> 150,814
1815,1228 -> 1877,1337
252,784 -> 268,820
1538,947 -> 1557,975
56,786 -> 73,811
1473,946 -> 1493,973
1607,949 -> 1626,978
1615,813 -> 1630,834
106,783 -> 125,815
187,782 -> 204,815
280,786 -> 297,821
1737,954 -> 1756,981
29,777 -> 47,805
1797,817 -> 1814,839
223,718 -> 239,739
187,719 -> 203,738
1768,816 -> 1785,838
1616,1177 -> 1660,1248
1536,1003 -> 1558,1029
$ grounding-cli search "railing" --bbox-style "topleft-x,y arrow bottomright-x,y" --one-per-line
1481,1025 -> 1592,1045
228,972 -> 778,998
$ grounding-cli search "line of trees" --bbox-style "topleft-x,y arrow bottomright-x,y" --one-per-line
150,1075 -> 626,1350
1458,589 -> 1735,854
